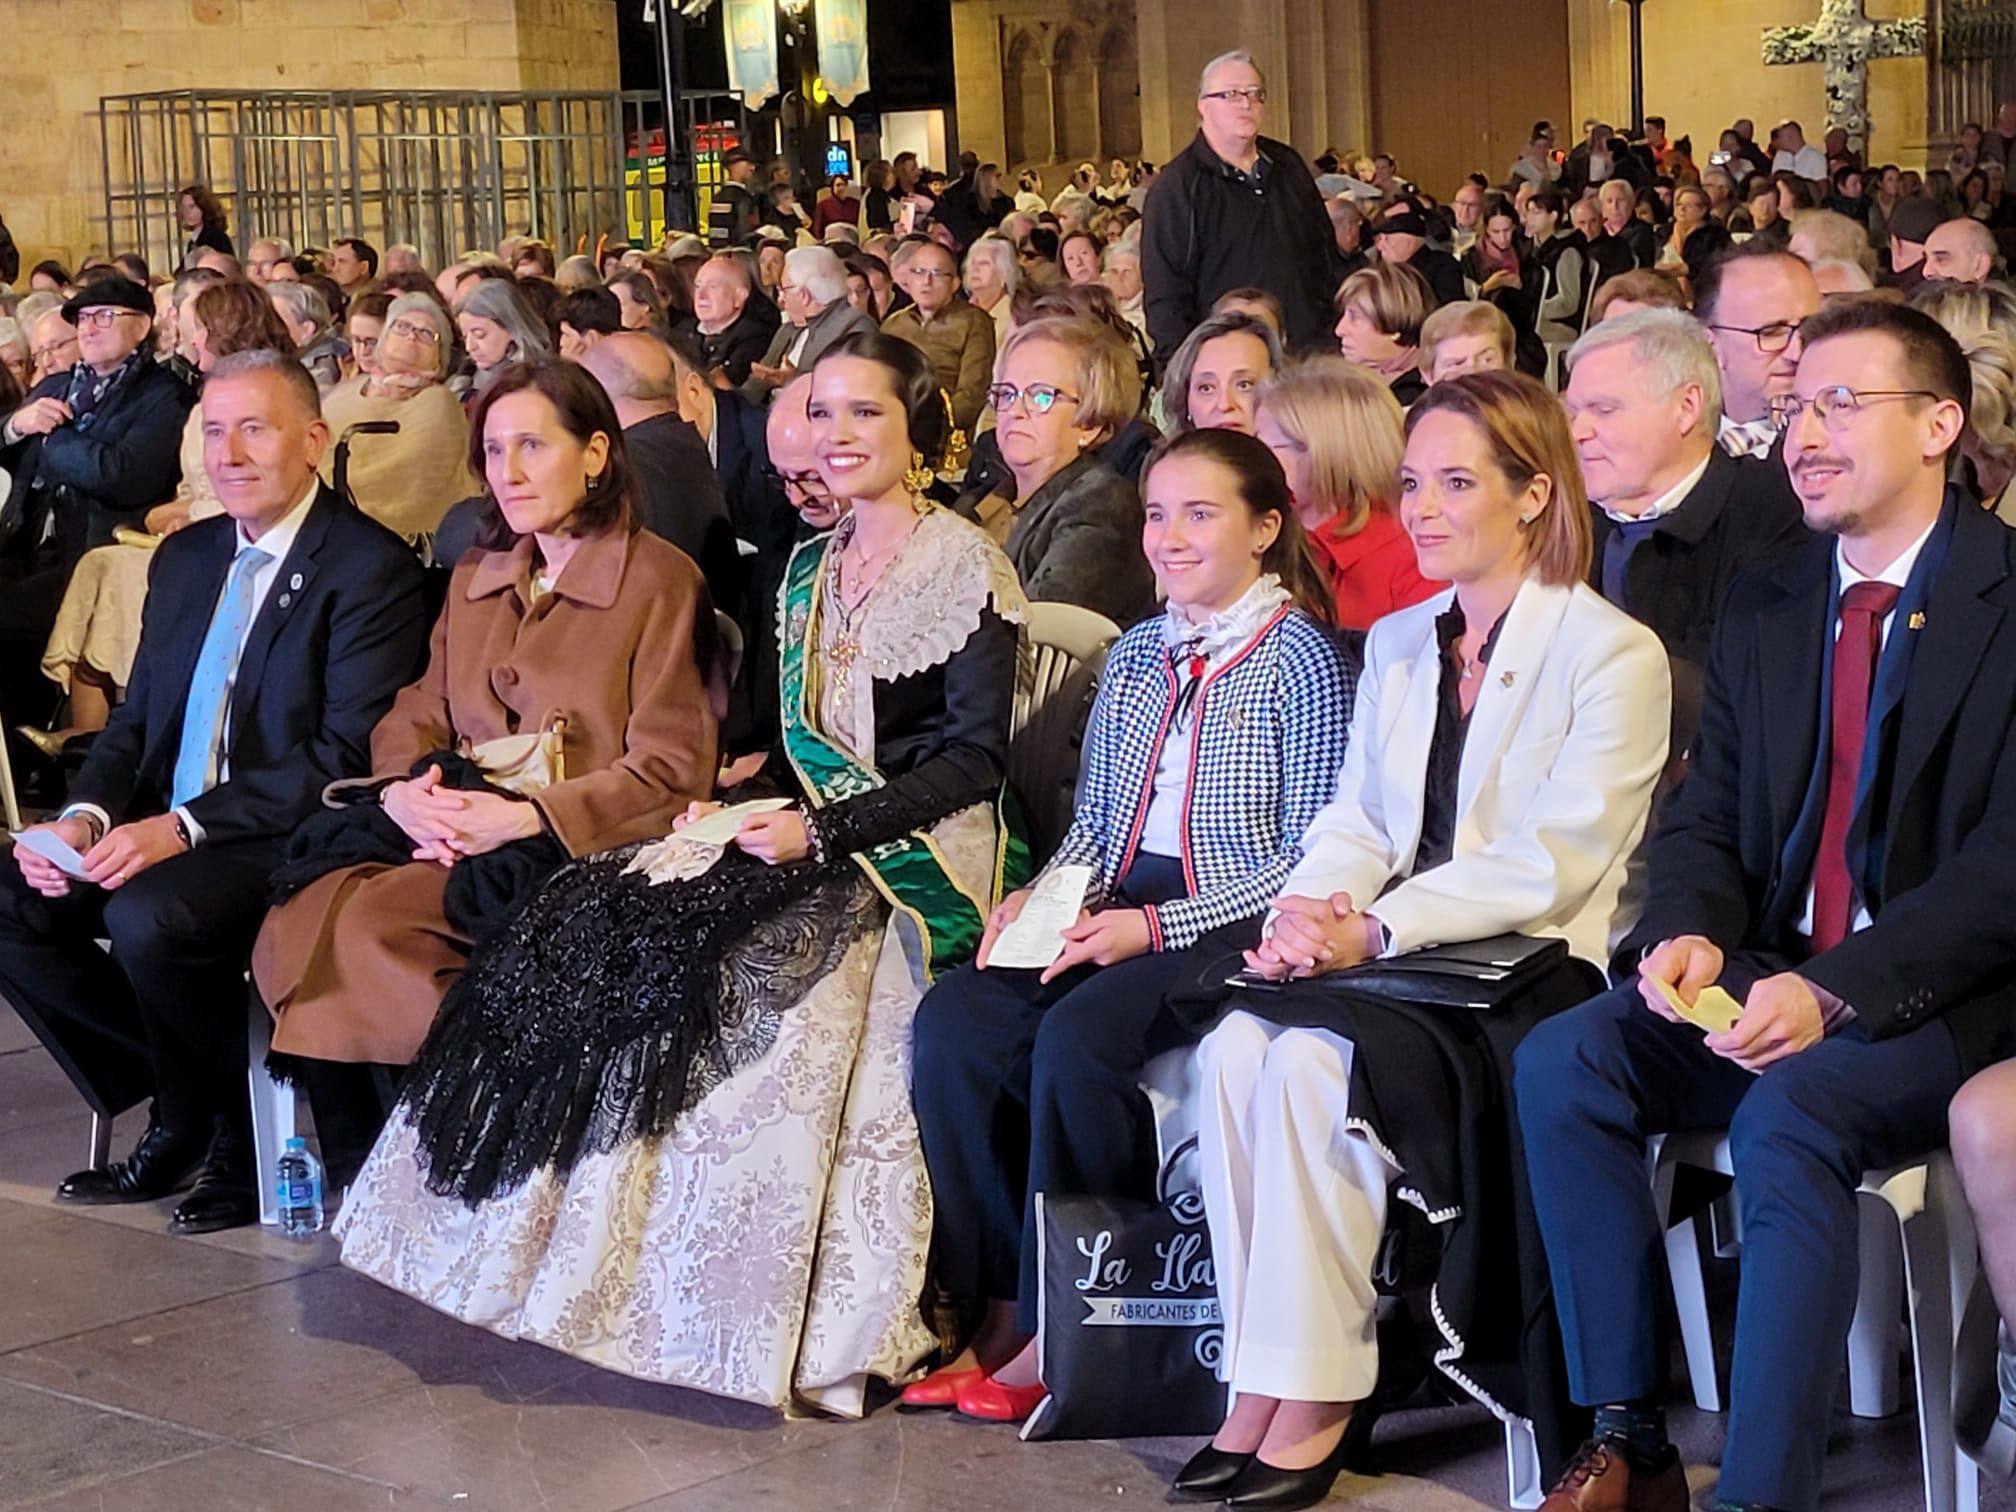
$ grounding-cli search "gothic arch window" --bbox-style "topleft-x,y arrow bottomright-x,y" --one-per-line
1003,28 -> 1048,167
1051,27 -> 1098,163
1098,25 -> 1141,160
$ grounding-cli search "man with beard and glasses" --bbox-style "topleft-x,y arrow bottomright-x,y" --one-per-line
1519,299 -> 2016,1512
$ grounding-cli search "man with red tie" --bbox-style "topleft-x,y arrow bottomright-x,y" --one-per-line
1515,299 -> 2016,1511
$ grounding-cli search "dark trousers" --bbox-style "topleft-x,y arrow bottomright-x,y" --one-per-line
1514,982 -> 1963,1511
0,560 -> 69,732
0,837 -> 284,1138
912,947 -> 1193,1334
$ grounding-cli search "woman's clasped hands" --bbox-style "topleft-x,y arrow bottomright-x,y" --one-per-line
383,763 -> 544,865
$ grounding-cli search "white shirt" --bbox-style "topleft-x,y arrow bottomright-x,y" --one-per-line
1138,578 -> 1291,858
1795,519 -> 1937,939
1775,144 -> 1828,180
1599,451 -> 1711,526
64,483 -> 318,848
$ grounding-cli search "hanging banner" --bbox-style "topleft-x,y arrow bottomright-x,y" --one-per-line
724,0 -> 782,110
816,0 -> 871,107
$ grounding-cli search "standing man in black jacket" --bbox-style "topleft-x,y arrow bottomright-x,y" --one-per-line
706,146 -> 762,250
0,277 -> 196,730
1140,49 -> 1338,362
1,351 -> 427,1234
1519,300 -> 2016,1511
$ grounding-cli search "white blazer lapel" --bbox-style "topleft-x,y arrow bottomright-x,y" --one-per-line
1455,578 -> 1572,821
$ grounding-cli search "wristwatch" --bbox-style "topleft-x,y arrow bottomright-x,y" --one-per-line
171,812 -> 195,851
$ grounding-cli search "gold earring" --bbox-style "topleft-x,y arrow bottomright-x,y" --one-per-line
904,449 -> 935,496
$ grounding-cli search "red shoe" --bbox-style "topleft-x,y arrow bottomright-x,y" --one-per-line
898,1364 -> 985,1412
955,1371 -> 1048,1422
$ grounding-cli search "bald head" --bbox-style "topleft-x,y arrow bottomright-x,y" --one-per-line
1925,218 -> 1998,284
766,374 -> 843,529
579,331 -> 679,428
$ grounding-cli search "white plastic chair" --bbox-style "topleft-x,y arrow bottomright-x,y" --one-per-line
1010,601 -> 1120,860
1653,1133 -> 1980,1512
246,997 -> 296,1227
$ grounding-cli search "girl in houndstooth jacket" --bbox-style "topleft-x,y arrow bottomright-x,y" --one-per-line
907,427 -> 1355,1422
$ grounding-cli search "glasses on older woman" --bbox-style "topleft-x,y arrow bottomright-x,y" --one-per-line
387,318 -> 441,346
987,382 -> 1080,416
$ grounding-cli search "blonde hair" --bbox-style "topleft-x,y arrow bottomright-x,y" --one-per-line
996,315 -> 1142,444
1913,280 -> 2016,469
1405,371 -> 1593,586
1420,300 -> 1515,368
1789,208 -> 1877,275
1588,268 -> 1687,323
1336,261 -> 1434,347
1256,355 -> 1403,537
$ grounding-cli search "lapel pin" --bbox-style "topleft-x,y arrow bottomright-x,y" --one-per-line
1908,611 -> 1926,630
289,572 -> 303,590
1499,670 -> 1516,689
278,593 -> 292,609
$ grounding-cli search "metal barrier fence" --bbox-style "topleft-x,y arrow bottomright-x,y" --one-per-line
98,88 -> 748,272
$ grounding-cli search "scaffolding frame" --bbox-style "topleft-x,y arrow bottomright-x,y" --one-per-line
98,88 -> 748,271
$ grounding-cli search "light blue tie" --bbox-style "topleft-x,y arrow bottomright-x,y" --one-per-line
171,546 -> 271,808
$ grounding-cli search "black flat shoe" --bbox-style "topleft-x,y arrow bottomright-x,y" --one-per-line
1223,1409 -> 1376,1510
169,1121 -> 260,1236
1167,1444 -> 1254,1502
56,1118 -> 204,1205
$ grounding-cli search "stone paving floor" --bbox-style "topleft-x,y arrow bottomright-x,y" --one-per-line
0,1002 -> 2004,1511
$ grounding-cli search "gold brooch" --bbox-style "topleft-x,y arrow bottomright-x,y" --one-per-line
1908,611 -> 1926,630
1499,670 -> 1516,689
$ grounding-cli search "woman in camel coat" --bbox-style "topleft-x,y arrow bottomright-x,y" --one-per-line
254,361 -> 718,1177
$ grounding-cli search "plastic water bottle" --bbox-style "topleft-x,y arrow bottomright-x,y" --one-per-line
276,1136 -> 325,1238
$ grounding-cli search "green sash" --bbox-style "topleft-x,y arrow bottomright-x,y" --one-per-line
777,533 -> 1028,978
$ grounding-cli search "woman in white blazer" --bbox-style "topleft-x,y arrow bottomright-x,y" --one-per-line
1172,371 -> 1670,1509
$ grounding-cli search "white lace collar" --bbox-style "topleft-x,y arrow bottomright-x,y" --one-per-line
1160,573 -> 1292,665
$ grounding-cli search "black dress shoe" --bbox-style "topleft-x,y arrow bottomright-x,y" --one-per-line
1223,1409 -> 1376,1510
56,1119 -> 204,1205
169,1121 -> 260,1236
1168,1444 -> 1254,1502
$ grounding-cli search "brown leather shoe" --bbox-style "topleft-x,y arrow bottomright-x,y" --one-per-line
1540,1440 -> 1690,1512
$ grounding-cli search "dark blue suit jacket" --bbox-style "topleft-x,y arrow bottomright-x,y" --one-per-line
71,485 -> 430,846
1622,492 -> 2016,1075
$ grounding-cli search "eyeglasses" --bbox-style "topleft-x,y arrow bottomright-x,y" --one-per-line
1706,319 -> 1805,354
910,268 -> 957,283
1201,86 -> 1267,106
987,382 -> 1081,416
350,335 -> 379,354
76,308 -> 139,330
32,337 -> 78,363
1771,386 -> 1941,431
766,466 -> 830,503
387,318 -> 441,345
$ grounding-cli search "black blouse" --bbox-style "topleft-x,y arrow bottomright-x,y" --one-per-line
1413,600 -> 1507,874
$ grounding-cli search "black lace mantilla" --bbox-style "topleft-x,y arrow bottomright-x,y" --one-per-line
400,842 -> 879,1206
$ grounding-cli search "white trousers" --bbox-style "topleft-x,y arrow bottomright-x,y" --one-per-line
1196,1009 -> 1396,1403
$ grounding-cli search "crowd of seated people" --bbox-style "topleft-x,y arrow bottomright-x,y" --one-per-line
9,50 -> 2016,1512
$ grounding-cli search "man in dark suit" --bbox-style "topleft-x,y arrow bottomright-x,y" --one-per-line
1565,308 -> 1809,670
669,327 -> 794,755
1517,302 -> 2016,1510
1,350 -> 428,1235
577,332 -> 739,615
0,277 -> 196,729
